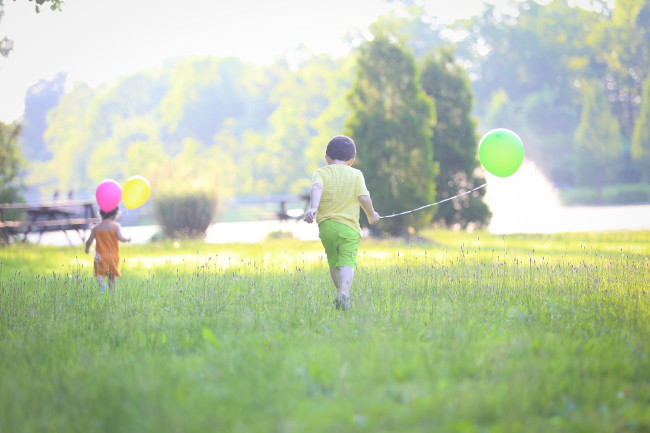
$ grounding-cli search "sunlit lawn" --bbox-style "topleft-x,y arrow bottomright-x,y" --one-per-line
1,230 -> 649,433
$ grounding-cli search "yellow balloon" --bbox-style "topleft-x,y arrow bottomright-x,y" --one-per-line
122,175 -> 151,209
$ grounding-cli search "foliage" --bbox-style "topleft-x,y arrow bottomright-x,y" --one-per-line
153,190 -> 217,239
160,56 -> 260,146
0,233 -> 648,432
456,0 -> 647,187
13,0 -> 650,209
32,83 -> 95,196
632,70 -> 650,181
15,0 -> 64,13
263,52 -> 354,195
368,4 -> 446,59
345,36 -> 438,236
560,183 -> 650,205
0,121 -> 24,204
21,73 -> 66,162
573,79 -> 624,191
420,47 -> 491,228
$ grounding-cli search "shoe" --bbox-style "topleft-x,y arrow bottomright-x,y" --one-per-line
334,293 -> 350,311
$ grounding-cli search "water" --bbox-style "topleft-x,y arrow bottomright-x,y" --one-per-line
19,162 -> 650,246
485,160 -> 650,234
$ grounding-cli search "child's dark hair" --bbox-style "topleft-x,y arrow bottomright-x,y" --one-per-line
100,206 -> 119,220
326,135 -> 356,161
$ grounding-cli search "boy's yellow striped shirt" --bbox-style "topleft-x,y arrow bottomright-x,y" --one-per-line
312,164 -> 369,235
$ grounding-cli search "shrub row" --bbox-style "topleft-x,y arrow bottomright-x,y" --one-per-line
559,183 -> 650,206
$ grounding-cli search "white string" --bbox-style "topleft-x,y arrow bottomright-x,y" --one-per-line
380,183 -> 487,219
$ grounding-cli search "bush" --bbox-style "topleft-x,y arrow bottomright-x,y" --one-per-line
559,187 -> 602,206
603,184 -> 650,204
559,183 -> 650,206
265,230 -> 295,240
153,191 -> 217,239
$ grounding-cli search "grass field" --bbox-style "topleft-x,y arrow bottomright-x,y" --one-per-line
1,230 -> 649,433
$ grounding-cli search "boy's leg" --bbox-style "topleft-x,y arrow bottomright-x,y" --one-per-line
338,266 -> 355,297
331,266 -> 354,310
319,220 -> 359,309
329,267 -> 341,289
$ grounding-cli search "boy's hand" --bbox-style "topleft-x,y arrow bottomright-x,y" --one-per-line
304,208 -> 318,223
368,211 -> 380,224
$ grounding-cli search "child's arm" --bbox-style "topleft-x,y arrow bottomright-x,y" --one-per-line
114,223 -> 132,243
303,183 -> 323,224
358,195 -> 380,224
85,228 -> 96,254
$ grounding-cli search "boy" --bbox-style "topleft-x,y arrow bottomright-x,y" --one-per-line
304,135 -> 380,310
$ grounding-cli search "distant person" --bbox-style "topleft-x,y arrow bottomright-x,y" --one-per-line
84,206 -> 131,293
52,190 -> 59,202
304,135 -> 380,310
67,190 -> 74,200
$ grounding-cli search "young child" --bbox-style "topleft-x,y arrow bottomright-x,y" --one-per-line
85,206 -> 131,293
304,135 -> 380,310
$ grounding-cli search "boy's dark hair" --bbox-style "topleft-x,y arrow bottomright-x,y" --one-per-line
326,136 -> 356,161
100,206 -> 119,220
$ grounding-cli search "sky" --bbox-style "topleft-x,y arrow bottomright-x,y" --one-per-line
0,0 -> 499,122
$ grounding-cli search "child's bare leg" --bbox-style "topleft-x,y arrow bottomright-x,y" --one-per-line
329,267 -> 341,290
330,266 -> 354,310
108,276 -> 116,292
96,275 -> 106,293
338,266 -> 355,297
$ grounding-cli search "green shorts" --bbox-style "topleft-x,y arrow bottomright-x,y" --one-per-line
318,219 -> 361,269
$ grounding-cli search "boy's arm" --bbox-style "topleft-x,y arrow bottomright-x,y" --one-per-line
114,223 -> 132,243
358,195 -> 380,224
85,228 -> 96,254
303,183 -> 323,224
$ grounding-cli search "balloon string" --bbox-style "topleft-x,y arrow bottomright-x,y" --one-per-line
380,183 -> 487,219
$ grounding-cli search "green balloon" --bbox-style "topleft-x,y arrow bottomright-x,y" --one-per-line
478,128 -> 525,177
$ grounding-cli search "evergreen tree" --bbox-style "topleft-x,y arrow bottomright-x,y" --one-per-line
574,80 -> 623,195
345,36 -> 438,236
420,48 -> 491,228
632,71 -> 650,182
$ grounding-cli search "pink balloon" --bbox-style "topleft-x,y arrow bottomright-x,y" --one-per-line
95,179 -> 122,212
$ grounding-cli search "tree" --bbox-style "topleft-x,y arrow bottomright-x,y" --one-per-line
32,83 -> 95,196
345,36 -> 438,236
574,79 -> 624,194
21,72 -> 66,161
0,121 -> 24,206
159,56 -> 259,147
632,70 -> 650,181
14,0 -> 63,13
587,0 -> 650,182
420,47 -> 491,228
368,4 -> 446,60
1,0 -> 64,58
265,52 -> 354,195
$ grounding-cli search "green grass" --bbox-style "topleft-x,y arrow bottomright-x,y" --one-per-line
1,231 -> 649,433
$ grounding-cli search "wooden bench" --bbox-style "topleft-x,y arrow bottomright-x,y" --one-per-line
0,200 -> 100,245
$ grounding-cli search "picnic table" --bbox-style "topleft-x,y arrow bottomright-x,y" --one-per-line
0,200 -> 100,245
224,194 -> 311,221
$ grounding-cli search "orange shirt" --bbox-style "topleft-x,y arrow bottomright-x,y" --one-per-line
94,222 -> 121,277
